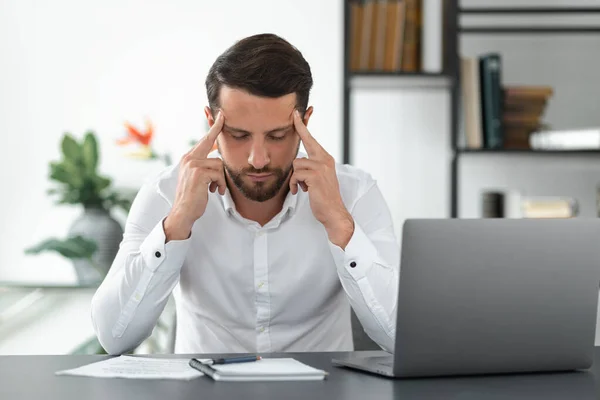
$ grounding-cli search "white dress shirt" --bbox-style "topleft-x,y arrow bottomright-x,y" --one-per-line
91,151 -> 400,355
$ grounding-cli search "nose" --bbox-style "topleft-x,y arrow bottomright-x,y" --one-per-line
248,138 -> 270,170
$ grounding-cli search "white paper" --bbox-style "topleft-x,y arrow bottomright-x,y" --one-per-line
208,358 -> 328,381
212,358 -> 324,376
55,355 -> 209,380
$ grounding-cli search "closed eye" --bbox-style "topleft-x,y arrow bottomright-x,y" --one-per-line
230,133 -> 250,140
268,129 -> 293,141
268,134 -> 286,141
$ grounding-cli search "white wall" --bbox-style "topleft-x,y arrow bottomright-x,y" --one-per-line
0,0 -> 342,283
0,0 -> 342,354
350,86 -> 451,243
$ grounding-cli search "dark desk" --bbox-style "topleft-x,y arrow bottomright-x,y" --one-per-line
2,350 -> 599,399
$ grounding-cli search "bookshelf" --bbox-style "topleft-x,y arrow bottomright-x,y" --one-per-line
455,4 -> 600,218
342,0 -> 459,165
343,0 -> 600,219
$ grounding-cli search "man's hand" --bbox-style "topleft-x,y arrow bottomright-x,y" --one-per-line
164,112 -> 226,242
290,110 -> 354,249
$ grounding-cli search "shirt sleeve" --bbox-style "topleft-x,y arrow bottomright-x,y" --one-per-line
90,180 -> 191,355
329,180 -> 400,353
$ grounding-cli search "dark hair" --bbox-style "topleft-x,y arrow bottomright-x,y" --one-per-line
205,33 -> 313,116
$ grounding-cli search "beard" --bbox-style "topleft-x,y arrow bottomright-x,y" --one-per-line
218,140 -> 300,202
224,163 -> 292,202
222,160 -> 293,203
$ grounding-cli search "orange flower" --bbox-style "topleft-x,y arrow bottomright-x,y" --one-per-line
117,119 -> 154,146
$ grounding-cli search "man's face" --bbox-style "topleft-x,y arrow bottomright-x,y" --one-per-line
205,86 -> 312,202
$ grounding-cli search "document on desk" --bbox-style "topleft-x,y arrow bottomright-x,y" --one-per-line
55,355 -> 208,380
189,358 -> 328,381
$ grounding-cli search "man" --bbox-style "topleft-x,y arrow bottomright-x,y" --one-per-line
91,33 -> 400,355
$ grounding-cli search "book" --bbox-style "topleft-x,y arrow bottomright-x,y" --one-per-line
479,53 -> 504,149
383,0 -> 406,71
189,358 -> 328,382
421,0 -> 443,72
402,0 -> 422,72
349,0 -> 364,71
481,191 -> 578,219
371,0 -> 389,70
349,0 -> 408,72
460,57 -> 483,149
358,0 -> 376,70
530,128 -> 600,150
503,86 -> 554,99
521,197 -> 578,219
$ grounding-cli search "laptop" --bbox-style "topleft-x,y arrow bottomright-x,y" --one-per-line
332,218 -> 600,378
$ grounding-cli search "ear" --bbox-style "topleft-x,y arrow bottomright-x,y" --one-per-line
204,106 -> 215,127
303,106 -> 314,126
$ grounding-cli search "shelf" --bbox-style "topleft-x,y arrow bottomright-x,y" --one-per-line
457,148 -> 600,154
350,71 -> 448,77
460,7 -> 600,14
460,27 -> 600,34
349,73 -> 453,89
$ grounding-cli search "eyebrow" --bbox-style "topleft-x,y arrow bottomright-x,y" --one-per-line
223,124 -> 294,135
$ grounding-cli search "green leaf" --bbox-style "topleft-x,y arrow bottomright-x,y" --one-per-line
82,131 -> 99,173
49,162 -> 83,189
49,162 -> 73,184
93,175 -> 112,192
24,235 -> 97,259
57,189 -> 82,204
61,134 -> 82,163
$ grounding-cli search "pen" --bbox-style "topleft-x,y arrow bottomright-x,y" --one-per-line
206,355 -> 262,365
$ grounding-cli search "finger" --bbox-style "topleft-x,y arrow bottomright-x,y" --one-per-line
293,157 -> 321,171
289,171 -> 298,195
199,168 -> 227,195
189,111 -> 224,159
187,158 -> 223,172
289,170 -> 312,194
293,110 -> 324,159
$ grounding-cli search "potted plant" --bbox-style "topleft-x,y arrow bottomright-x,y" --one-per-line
25,131 -> 132,284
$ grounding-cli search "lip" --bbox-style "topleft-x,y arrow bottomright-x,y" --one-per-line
247,173 -> 273,182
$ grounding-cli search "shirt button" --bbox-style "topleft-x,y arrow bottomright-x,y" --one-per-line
258,282 -> 264,289
350,261 -> 357,268
259,327 -> 265,333
155,251 -> 162,258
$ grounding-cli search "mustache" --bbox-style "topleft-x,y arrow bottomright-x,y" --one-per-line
243,167 -> 276,174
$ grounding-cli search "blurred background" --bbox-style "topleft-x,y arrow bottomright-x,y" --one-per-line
1,0 -> 600,355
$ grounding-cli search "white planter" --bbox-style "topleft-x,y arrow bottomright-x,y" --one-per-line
68,207 -> 123,285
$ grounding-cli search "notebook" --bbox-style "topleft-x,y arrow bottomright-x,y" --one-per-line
189,358 -> 328,381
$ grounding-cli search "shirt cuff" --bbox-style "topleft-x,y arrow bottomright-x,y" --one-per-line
329,222 -> 378,281
139,217 -> 191,273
